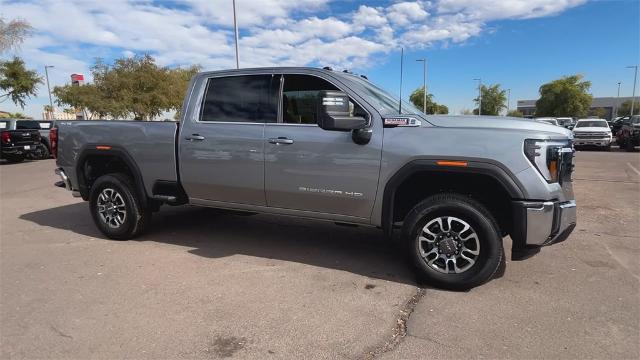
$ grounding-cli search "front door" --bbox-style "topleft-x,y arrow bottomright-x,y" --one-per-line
264,74 -> 382,219
179,74 -> 279,205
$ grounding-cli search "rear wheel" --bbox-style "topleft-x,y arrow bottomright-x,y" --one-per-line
402,193 -> 504,290
89,173 -> 150,240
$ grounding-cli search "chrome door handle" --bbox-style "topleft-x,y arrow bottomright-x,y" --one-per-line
268,137 -> 294,145
185,134 -> 205,141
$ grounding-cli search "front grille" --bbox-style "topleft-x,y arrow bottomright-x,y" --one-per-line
574,132 -> 608,139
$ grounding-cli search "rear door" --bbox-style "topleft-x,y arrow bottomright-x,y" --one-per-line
263,73 -> 382,219
179,74 -> 279,205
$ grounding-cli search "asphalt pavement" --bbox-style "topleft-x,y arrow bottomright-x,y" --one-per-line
1,150 -> 638,359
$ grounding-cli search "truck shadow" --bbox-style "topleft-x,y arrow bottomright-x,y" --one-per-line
20,203 -> 416,285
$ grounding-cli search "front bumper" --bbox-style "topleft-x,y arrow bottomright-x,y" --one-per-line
512,199 -> 577,248
573,138 -> 611,147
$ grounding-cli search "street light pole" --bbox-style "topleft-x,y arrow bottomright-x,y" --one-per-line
506,88 -> 511,116
614,82 -> 621,118
44,65 -> 54,119
232,0 -> 240,69
627,65 -> 638,116
416,59 -> 427,114
473,78 -> 482,115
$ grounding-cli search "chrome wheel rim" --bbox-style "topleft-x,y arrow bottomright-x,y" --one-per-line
417,216 -> 480,274
97,188 -> 127,228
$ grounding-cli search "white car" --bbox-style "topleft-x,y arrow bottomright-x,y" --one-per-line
535,117 -> 559,126
572,119 -> 612,150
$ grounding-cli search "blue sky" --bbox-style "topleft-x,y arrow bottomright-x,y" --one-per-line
0,0 -> 638,118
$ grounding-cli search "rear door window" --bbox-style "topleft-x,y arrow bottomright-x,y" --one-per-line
200,75 -> 278,123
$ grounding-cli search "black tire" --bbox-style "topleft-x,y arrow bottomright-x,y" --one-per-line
402,193 -> 504,290
5,155 -> 25,163
89,173 -> 150,240
34,144 -> 50,159
625,139 -> 635,152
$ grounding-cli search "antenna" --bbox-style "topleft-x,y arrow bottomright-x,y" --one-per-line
399,47 -> 404,114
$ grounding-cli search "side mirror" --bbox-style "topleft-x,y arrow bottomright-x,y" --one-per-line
317,91 -> 367,131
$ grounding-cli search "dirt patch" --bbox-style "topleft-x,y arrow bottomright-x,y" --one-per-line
209,336 -> 247,358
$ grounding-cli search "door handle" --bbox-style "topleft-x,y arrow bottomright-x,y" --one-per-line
185,134 -> 205,141
268,137 -> 294,145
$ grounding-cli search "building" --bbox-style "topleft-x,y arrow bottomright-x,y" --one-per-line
42,108 -> 77,120
517,96 -> 635,120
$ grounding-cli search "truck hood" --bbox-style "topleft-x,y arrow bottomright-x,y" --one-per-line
572,127 -> 612,133
424,115 -> 572,137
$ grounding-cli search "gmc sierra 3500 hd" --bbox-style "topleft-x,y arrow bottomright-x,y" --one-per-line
52,67 -> 576,290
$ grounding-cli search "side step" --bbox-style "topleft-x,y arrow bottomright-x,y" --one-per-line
151,195 -> 177,203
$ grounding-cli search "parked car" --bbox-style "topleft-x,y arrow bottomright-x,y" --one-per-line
0,119 -> 44,162
572,119 -> 612,150
556,117 -> 575,130
616,115 -> 640,151
53,67 -> 576,290
535,117 -> 559,126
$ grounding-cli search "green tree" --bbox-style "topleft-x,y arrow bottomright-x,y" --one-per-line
0,17 -> 32,53
54,55 -> 200,120
535,74 -> 592,118
460,108 -> 473,115
617,100 -> 640,116
473,84 -> 506,116
507,109 -> 524,117
0,57 -> 43,108
0,111 -> 31,119
409,86 -> 449,114
591,107 -> 607,119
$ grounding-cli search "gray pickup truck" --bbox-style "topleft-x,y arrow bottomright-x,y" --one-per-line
53,67 -> 576,289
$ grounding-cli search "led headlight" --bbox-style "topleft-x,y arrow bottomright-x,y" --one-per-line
524,139 -> 572,183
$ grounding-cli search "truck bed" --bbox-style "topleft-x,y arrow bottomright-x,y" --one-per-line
56,120 -> 179,196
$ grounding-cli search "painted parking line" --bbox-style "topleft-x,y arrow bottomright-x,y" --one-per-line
627,162 -> 640,176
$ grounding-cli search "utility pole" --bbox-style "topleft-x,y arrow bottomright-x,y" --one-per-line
627,65 -> 638,116
473,78 -> 482,115
416,58 -> 427,114
506,88 -> 511,116
232,0 -> 240,69
398,48 -> 404,114
614,82 -> 621,119
44,65 -> 54,119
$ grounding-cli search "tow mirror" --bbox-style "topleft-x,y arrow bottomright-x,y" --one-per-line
317,91 -> 367,131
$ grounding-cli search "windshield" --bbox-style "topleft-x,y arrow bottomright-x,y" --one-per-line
575,120 -> 608,128
0,121 -> 7,129
539,119 -> 557,125
344,75 -> 423,115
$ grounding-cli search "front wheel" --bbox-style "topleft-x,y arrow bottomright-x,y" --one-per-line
89,173 -> 150,240
402,193 -> 504,290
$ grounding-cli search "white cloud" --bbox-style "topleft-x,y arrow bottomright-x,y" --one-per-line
0,0 -> 586,118
387,2 -> 429,26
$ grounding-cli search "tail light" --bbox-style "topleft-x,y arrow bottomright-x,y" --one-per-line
1,131 -> 10,144
49,127 -> 58,158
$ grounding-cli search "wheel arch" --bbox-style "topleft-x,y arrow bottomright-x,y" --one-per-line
381,158 -> 526,238
75,145 -> 148,208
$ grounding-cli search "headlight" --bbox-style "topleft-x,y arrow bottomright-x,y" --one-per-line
524,139 -> 572,183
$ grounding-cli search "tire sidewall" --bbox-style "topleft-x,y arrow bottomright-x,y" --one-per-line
89,174 -> 141,240
404,197 -> 502,290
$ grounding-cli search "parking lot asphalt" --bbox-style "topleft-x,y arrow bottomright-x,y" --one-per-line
1,150 -> 639,359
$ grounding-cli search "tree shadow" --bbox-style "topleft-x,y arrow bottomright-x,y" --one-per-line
20,203 -> 417,285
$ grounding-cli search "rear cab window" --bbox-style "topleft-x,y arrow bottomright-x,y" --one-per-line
200,75 -> 279,123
